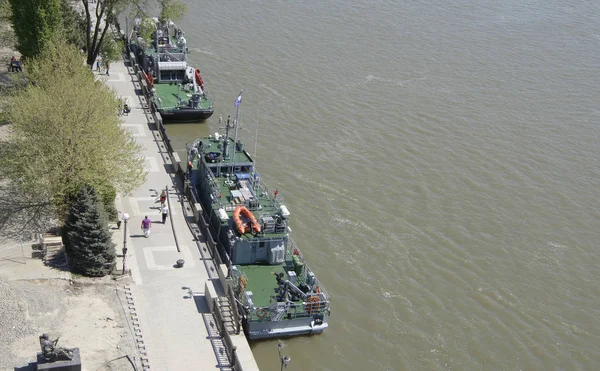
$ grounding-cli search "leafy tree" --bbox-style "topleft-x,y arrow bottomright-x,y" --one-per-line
80,0 -> 188,67
0,39 -> 146,222
0,0 -> 11,23
60,0 -> 87,51
64,185 -> 115,276
133,16 -> 156,50
158,0 -> 186,24
9,0 -> 63,58
99,32 -> 123,64
81,0 -> 136,67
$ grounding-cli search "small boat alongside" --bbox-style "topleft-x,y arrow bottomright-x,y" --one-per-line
130,18 -> 213,122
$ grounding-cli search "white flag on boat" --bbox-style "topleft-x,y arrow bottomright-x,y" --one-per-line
234,90 -> 243,107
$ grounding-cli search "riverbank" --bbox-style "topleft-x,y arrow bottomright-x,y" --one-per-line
0,18 -> 139,371
0,243 -> 138,370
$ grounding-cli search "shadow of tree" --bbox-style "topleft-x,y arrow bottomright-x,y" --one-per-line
0,182 -> 56,244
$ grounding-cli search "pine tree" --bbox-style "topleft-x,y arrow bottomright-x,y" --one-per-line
64,185 -> 116,277
9,0 -> 63,59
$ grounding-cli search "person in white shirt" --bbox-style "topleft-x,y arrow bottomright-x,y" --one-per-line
161,205 -> 168,224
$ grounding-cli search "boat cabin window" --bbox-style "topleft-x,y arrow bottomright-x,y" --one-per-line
160,70 -> 185,82
212,166 -> 233,177
157,37 -> 169,46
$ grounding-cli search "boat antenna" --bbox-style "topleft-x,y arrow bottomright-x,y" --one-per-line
231,91 -> 243,176
217,116 -> 223,178
233,90 -> 243,155
254,101 -> 259,174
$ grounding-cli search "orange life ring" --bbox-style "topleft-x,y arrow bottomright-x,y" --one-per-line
256,307 -> 268,319
306,296 -> 321,314
233,206 -> 261,234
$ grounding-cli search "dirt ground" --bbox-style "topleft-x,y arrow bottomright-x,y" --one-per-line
0,242 -> 139,371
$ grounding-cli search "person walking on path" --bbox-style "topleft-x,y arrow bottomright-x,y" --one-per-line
141,216 -> 152,238
105,61 -> 110,76
96,59 -> 101,72
159,190 -> 167,206
161,204 -> 169,224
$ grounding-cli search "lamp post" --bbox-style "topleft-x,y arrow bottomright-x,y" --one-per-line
278,342 -> 291,371
122,213 -> 129,274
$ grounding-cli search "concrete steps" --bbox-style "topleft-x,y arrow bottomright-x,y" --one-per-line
217,296 -> 238,335
41,233 -> 67,266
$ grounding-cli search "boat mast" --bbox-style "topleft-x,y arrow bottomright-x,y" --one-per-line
253,102 -> 259,177
232,91 -> 243,174
233,90 -> 243,154
222,115 -> 232,160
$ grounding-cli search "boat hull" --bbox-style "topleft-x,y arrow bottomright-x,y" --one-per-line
244,317 -> 329,340
156,107 -> 214,123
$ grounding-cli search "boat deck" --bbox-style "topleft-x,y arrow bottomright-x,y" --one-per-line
195,137 -> 284,222
153,83 -> 212,110
238,256 -> 307,308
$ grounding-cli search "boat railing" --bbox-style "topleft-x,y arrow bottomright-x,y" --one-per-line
231,261 -> 330,322
253,178 -> 284,208
237,290 -> 330,323
157,46 -> 186,56
287,238 -> 304,261
254,295 -> 329,322
287,239 -> 331,301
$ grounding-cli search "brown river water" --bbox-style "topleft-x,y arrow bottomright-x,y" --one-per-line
153,1 -> 600,369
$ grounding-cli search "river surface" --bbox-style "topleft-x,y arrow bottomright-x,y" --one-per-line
160,1 -> 600,369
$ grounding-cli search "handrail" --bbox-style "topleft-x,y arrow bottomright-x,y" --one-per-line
213,299 -> 243,370
228,283 -> 241,334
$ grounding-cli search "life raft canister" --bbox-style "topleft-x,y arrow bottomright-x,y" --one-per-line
195,68 -> 204,91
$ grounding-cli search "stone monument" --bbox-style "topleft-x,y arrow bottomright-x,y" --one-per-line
36,333 -> 81,371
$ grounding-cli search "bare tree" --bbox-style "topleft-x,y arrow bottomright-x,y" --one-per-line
81,0 -> 132,67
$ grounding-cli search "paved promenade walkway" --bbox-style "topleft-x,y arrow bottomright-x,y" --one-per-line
99,55 -> 259,371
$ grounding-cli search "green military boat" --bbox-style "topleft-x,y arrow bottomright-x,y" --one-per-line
188,98 -> 330,339
130,18 -> 213,122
